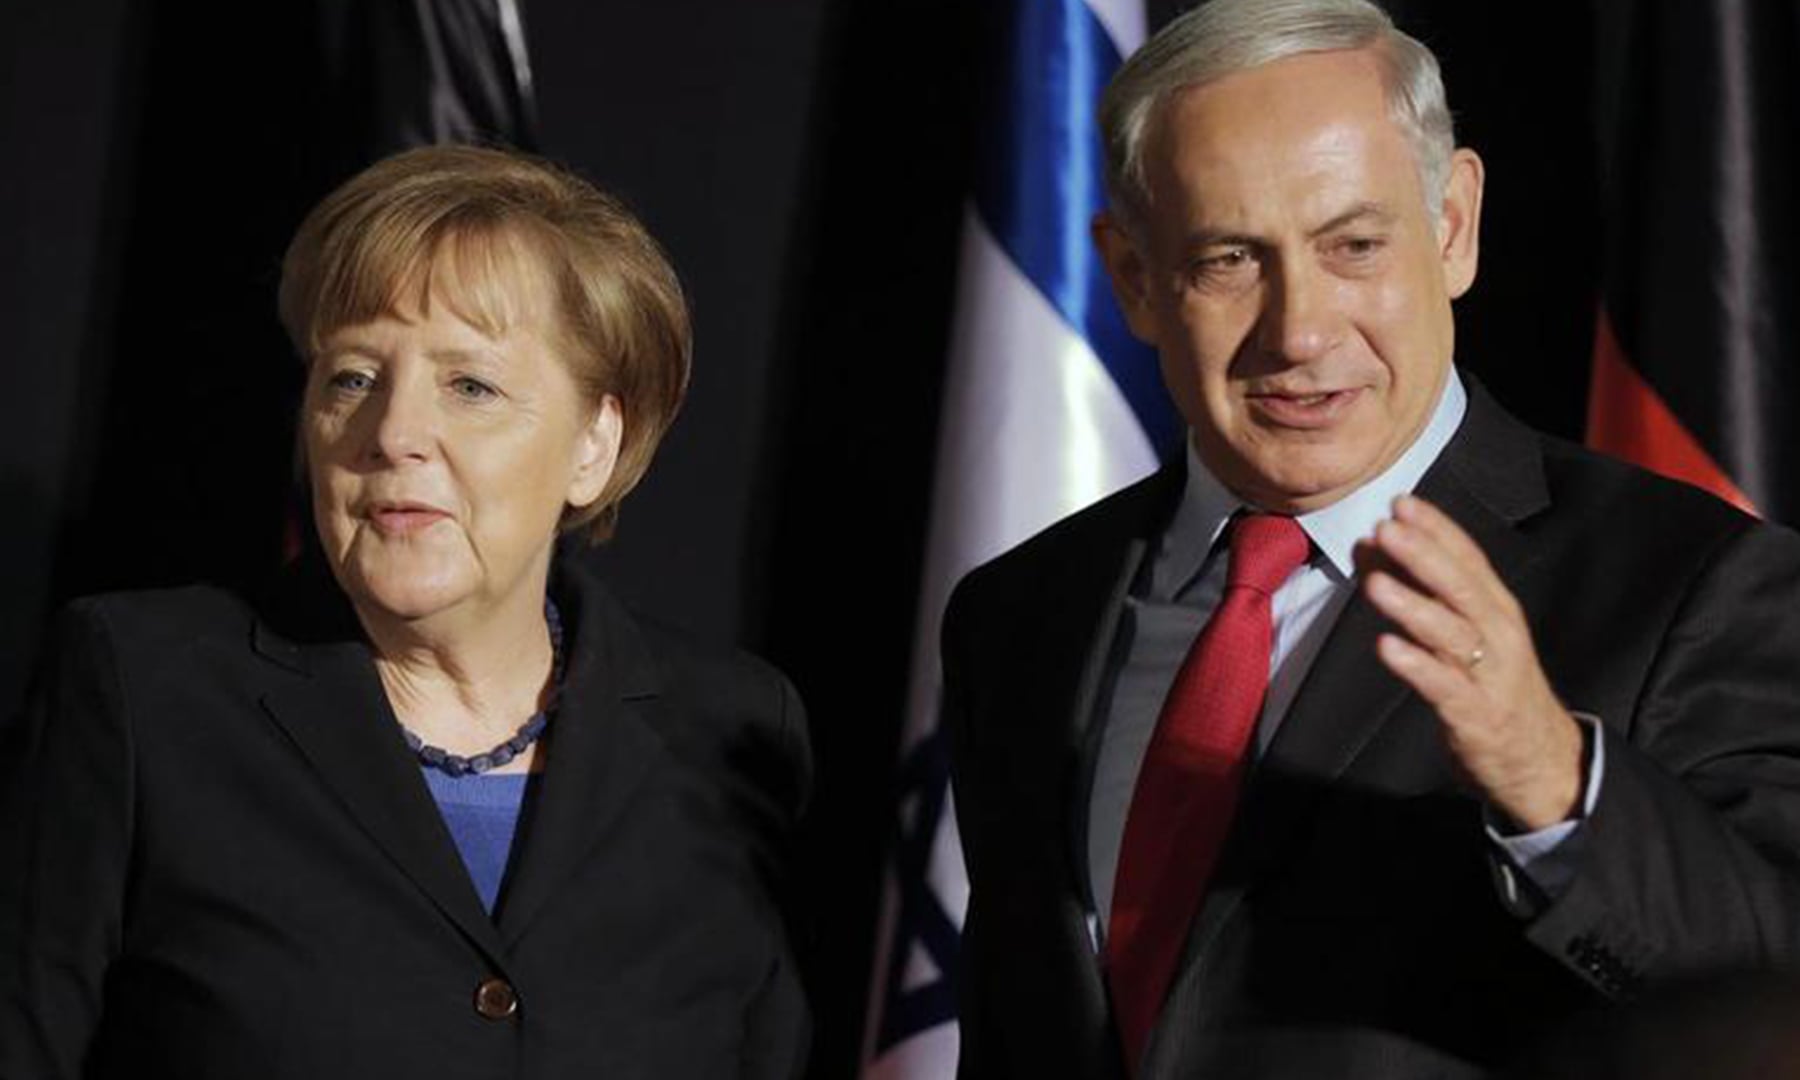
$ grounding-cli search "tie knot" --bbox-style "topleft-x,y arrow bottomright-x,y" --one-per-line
1226,513 -> 1309,595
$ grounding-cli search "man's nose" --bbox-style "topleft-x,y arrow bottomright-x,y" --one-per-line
1257,261 -> 1340,364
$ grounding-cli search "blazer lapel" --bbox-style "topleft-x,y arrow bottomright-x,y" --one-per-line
1067,466 -> 1189,913
496,563 -> 665,945
251,588 -> 509,968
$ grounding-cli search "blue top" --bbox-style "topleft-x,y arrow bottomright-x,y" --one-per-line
422,770 -> 535,913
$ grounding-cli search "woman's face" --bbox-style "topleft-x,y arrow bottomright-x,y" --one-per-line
302,268 -> 620,630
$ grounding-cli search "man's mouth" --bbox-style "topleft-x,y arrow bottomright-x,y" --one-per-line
1246,388 -> 1364,428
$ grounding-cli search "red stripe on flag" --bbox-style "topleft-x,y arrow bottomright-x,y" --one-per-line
1586,308 -> 1759,516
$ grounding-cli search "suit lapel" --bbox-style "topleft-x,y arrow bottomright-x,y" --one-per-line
1065,466 -> 1188,915
252,593 -> 509,968
496,563 -> 664,945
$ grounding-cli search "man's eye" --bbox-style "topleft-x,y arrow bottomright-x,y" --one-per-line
450,376 -> 500,402
1190,247 -> 1259,283
1335,236 -> 1386,259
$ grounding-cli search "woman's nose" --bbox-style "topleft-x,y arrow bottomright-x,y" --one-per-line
367,378 -> 437,465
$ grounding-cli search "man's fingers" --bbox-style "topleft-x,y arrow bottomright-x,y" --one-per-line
1370,519 -> 1489,624
1371,498 -> 1516,622
1375,631 -> 1477,712
1364,570 -> 1484,668
1393,495 -> 1494,572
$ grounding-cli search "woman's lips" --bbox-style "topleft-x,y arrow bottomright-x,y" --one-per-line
367,504 -> 450,536
1246,387 -> 1364,429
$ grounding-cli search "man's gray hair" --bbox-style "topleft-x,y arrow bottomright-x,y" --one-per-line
1100,0 -> 1455,230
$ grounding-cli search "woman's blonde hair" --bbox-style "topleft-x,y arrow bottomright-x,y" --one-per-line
278,144 -> 690,543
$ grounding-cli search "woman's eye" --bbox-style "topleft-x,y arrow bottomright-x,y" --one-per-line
326,369 -> 375,394
451,376 -> 500,402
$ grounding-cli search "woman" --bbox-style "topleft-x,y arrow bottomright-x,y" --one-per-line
0,146 -> 810,1078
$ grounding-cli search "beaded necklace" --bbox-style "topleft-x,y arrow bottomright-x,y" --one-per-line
399,599 -> 565,777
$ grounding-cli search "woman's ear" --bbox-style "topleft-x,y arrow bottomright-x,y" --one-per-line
567,394 -> 623,510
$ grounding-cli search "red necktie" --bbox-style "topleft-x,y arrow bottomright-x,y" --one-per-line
1106,513 -> 1310,1071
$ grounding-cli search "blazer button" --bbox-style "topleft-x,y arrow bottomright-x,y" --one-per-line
474,977 -> 519,1020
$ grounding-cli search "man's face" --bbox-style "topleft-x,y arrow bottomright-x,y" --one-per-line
1098,47 -> 1483,513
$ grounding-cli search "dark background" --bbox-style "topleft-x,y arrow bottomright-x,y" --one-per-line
2,2 -> 1599,1074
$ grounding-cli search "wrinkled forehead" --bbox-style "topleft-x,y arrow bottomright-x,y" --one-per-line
307,219 -> 561,356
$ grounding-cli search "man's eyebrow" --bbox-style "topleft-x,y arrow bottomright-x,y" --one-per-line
1177,203 -> 1398,252
1181,228 -> 1263,253
1310,202 -> 1397,237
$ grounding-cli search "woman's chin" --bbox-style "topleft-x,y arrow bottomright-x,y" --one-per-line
339,558 -> 480,626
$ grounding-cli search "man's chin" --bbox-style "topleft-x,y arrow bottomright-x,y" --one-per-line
1230,460 -> 1380,514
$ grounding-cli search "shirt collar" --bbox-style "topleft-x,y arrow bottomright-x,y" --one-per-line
1155,369 -> 1468,597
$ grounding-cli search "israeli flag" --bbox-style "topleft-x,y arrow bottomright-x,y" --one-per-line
862,1 -> 1174,1075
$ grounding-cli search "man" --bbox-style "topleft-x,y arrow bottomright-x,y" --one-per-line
942,1 -> 1800,1077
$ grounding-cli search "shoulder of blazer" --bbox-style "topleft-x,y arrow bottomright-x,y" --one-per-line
58,583 -> 263,675
551,553 -> 812,818
553,553 -> 798,722
1535,429 -> 1760,535
949,465 -> 1184,626
1443,379 -> 1766,552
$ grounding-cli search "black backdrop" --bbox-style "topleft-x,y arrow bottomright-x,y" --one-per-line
2,2 -> 1600,1075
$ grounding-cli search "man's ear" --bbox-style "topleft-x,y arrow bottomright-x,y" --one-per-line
1438,148 -> 1484,300
567,394 -> 623,510
1093,212 -> 1160,345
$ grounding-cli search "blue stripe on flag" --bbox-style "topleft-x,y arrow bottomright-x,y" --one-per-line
872,724 -> 960,1052
973,0 -> 1179,454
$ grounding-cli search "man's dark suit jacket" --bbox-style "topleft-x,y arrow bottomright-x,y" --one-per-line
0,555 -> 811,1079
945,386 -> 1800,1078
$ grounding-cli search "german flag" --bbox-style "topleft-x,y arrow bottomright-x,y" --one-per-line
1587,1 -> 1799,521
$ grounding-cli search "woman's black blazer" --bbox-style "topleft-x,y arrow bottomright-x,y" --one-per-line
0,556 -> 811,1079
